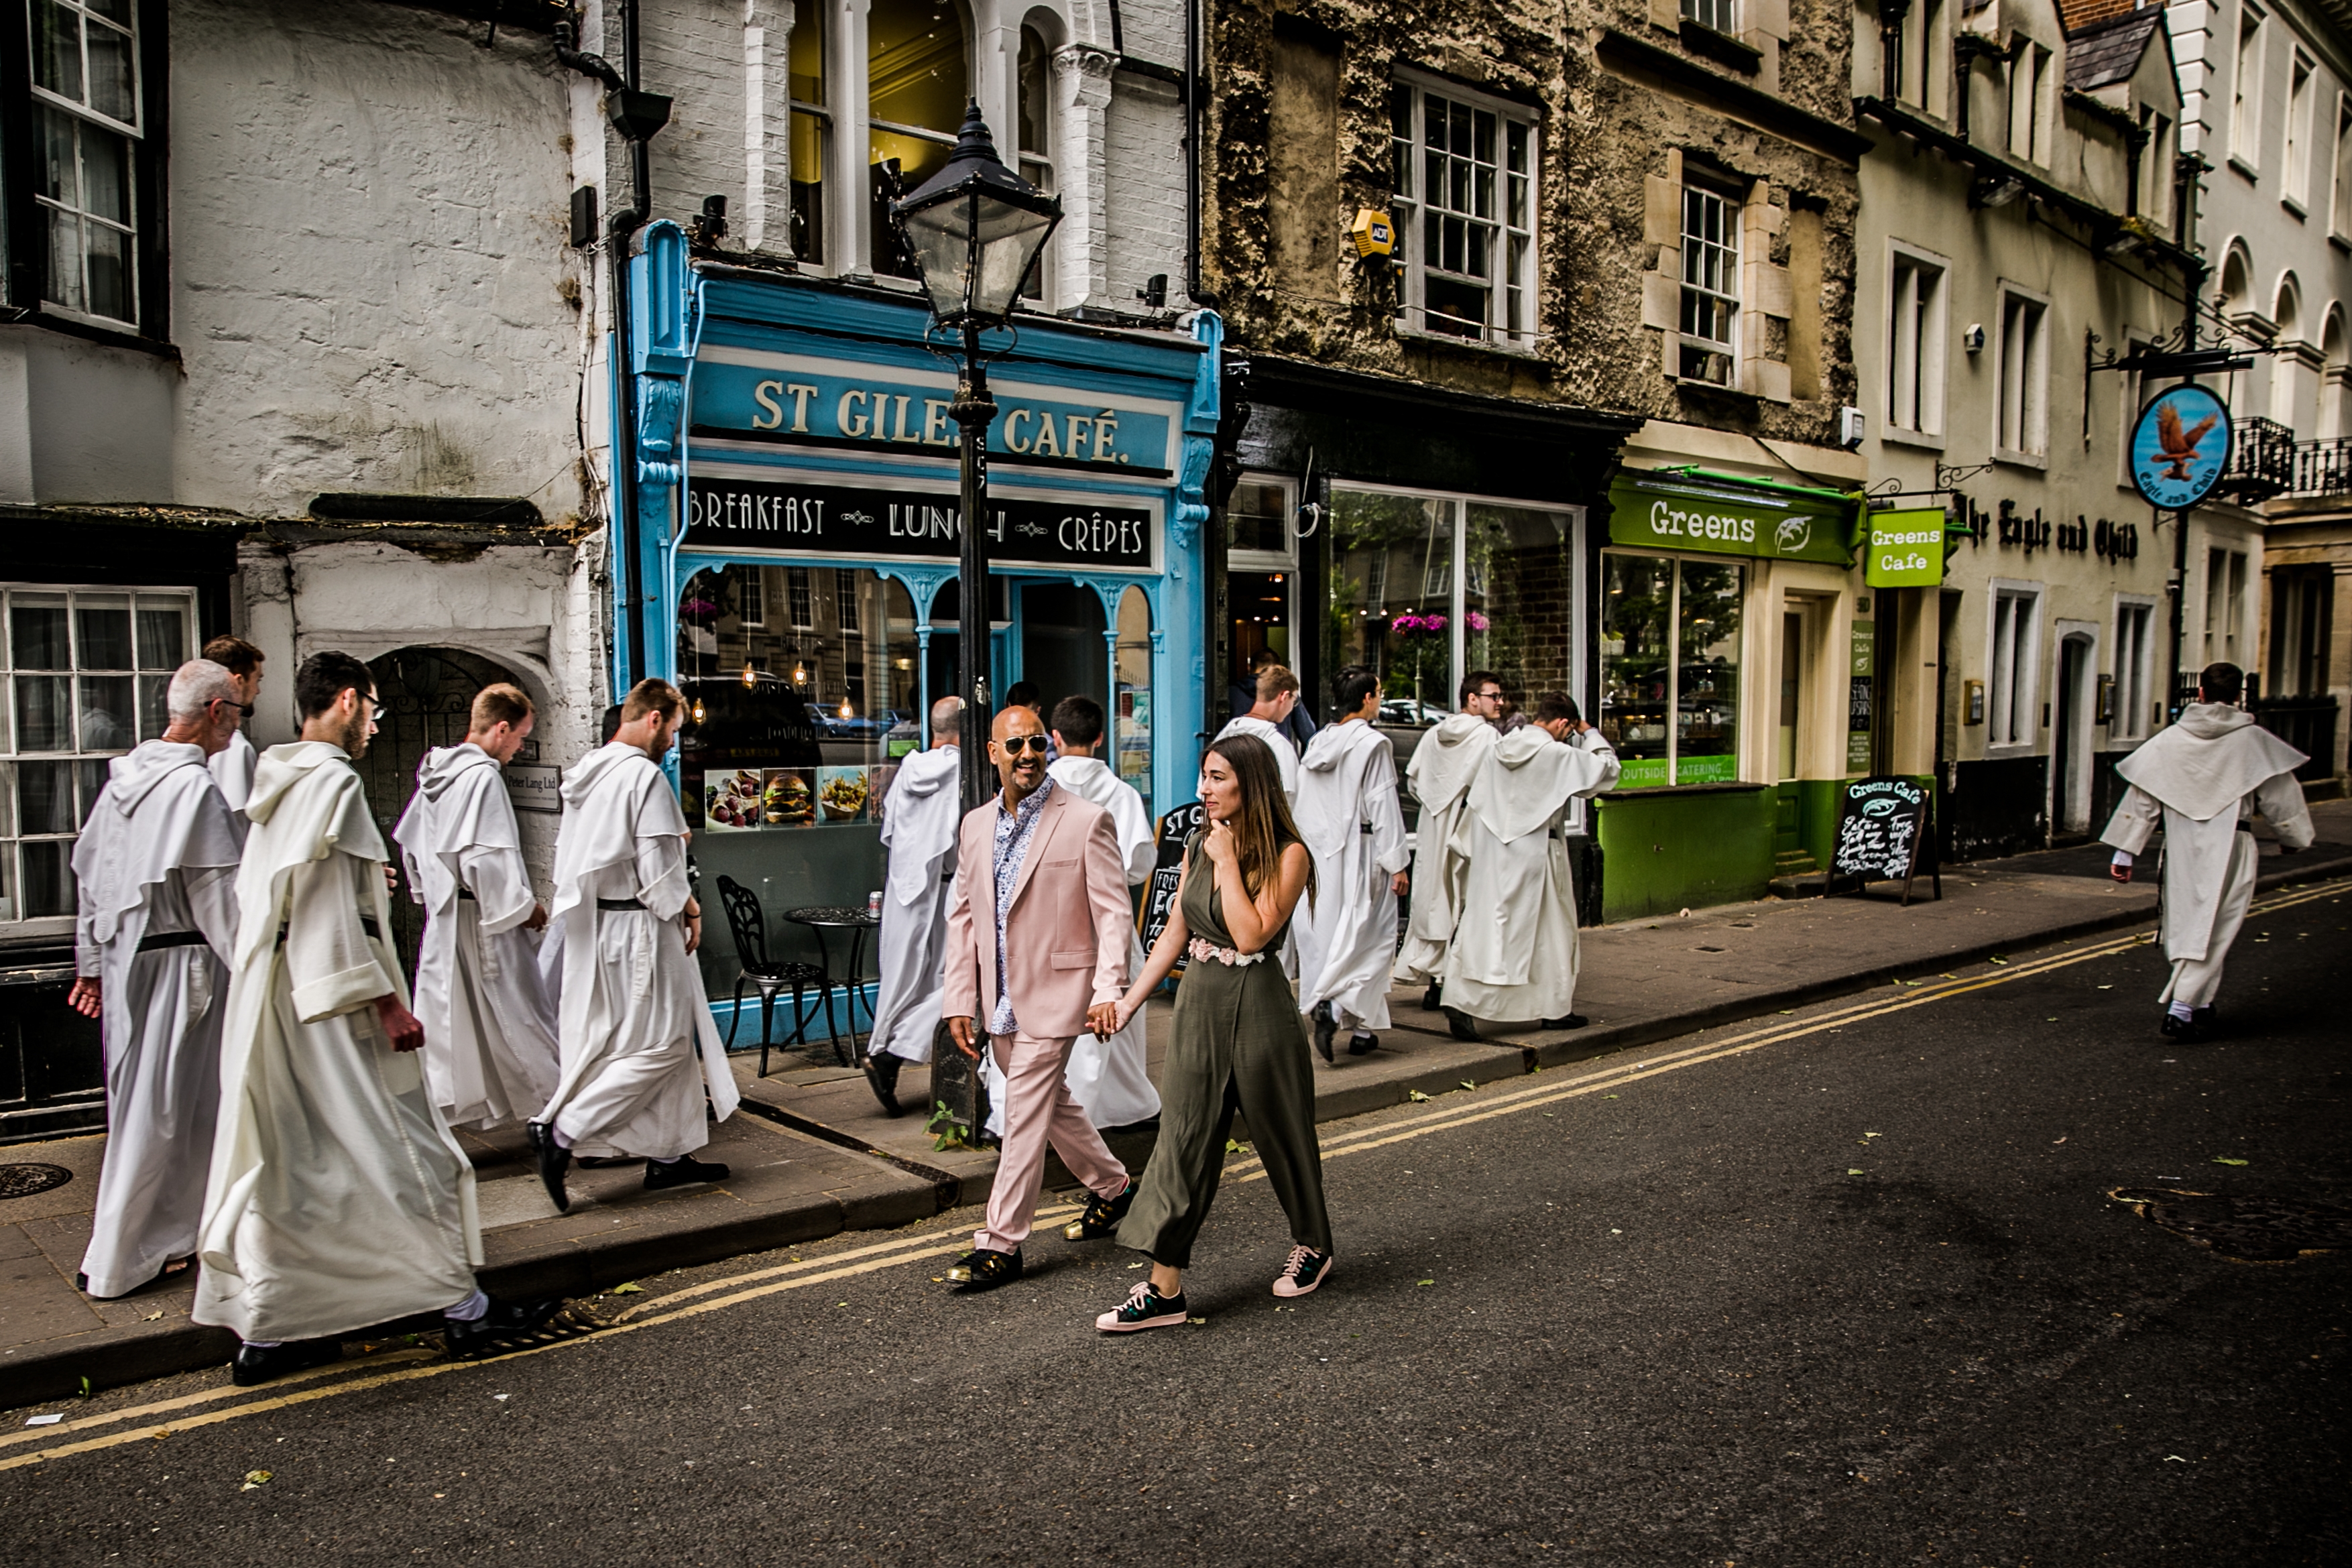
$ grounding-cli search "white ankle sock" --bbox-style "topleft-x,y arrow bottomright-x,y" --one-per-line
444,1288 -> 489,1323
2168,1000 -> 2196,1021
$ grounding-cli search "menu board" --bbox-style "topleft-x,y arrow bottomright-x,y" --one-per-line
1829,776 -> 1939,904
1139,801 -> 1206,972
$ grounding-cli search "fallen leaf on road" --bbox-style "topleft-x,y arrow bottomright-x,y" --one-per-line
1848,1168 -> 1866,1176
1940,973 -> 1956,979
241,1470 -> 272,1491
492,1394 -> 510,1402
610,1282 -> 644,1294
2047,1016 -> 2058,1022
1187,1316 -> 1206,1324
2097,985 -> 2113,991
1417,1279 -> 1435,1286
23,1414 -> 62,1428
2053,1137 -> 2067,1144
1989,957 -> 2008,965
2211,1157 -> 2249,1166
141,1311 -> 162,1322
1604,1094 -> 1618,1099
2165,1455 -> 2188,1463
1458,1081 -> 1476,1091
1407,1090 -> 1431,1102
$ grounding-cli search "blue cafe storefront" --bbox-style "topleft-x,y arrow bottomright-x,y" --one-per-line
613,224 -> 1222,1009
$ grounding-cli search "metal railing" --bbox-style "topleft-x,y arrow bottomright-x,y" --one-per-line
2221,416 -> 2297,499
2289,436 -> 2352,498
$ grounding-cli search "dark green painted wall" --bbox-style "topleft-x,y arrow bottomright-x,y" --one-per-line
1595,786 -> 1776,921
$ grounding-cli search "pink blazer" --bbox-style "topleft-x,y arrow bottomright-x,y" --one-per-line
940,786 -> 1134,1039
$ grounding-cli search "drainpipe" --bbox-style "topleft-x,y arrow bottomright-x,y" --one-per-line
1879,0 -> 1910,103
2164,151 -> 2209,727
1183,0 -> 1203,305
558,4 -> 671,691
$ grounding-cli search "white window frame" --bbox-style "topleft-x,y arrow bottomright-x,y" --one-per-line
1993,283 -> 2052,465
2203,546 -> 2249,664
737,564 -> 766,628
1014,22 -> 1054,301
787,564 -> 815,629
2008,44 -> 2052,165
1677,181 -> 1741,385
1389,72 -> 1541,351
1896,0 -> 1947,117
2233,4 -> 2267,170
1985,580 -> 2044,753
1682,0 -> 1737,34
31,0 -> 145,330
2111,593 -> 2159,743
1885,241 -> 1950,444
835,566 -> 862,632
2333,91 -> 2352,239
2284,50 -> 2316,211
1,584 -> 198,934
1228,473 -> 1298,572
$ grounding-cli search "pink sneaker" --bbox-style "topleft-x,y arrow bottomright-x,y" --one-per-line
1272,1245 -> 1333,1298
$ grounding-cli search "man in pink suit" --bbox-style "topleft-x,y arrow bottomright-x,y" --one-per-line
939,703 -> 1137,1291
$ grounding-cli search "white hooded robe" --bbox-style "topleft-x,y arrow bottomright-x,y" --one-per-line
1293,719 -> 1411,1031
2100,703 -> 2312,1007
1442,727 -> 1620,1022
394,743 -> 561,1130
71,741 -> 243,1298
1391,713 -> 1500,987
208,728 -> 256,813
537,743 -> 740,1158
867,745 -> 963,1066
978,755 -> 1161,1133
1214,713 -> 1301,799
193,741 -> 481,1343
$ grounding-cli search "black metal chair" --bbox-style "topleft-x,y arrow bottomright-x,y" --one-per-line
715,876 -> 831,1075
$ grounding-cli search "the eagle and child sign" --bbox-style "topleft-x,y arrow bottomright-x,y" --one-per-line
2129,383 -> 2231,511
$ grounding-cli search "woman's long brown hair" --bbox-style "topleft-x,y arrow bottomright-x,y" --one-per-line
1202,732 -> 1316,909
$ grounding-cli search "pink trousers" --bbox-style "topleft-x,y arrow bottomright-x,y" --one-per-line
976,1031 -> 1128,1254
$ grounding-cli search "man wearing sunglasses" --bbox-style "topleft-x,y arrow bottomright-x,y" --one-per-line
200,636 -> 266,812
939,702 -> 1137,1291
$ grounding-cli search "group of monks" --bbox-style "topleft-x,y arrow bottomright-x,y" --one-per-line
70,644 -> 731,1385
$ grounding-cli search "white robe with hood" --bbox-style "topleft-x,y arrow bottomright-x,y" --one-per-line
194,741 -> 481,1343
537,742 -> 739,1158
2100,703 -> 2312,1006
394,743 -> 561,1130
1442,727 -> 1620,1022
208,728 -> 256,813
1392,713 -> 1500,986
72,741 -> 243,1298
1214,714 -> 1301,799
867,745 -> 962,1065
1293,719 -> 1411,1030
978,755 -> 1161,1133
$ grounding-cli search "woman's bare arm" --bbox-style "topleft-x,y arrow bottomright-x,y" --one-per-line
1214,839 -> 1311,955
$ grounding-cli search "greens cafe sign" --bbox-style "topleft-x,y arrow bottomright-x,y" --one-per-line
1607,471 -> 1859,566
1863,507 -> 1945,589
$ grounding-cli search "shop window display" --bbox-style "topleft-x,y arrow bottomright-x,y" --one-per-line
1328,488 -> 1456,725
1116,585 -> 1153,820
1600,554 -> 1743,787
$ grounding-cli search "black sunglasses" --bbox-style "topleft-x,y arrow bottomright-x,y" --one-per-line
996,735 -> 1051,755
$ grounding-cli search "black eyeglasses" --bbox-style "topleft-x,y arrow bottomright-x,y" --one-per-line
996,735 -> 1051,755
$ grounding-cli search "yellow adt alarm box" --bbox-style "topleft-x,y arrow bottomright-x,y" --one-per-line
1350,208 -> 1395,259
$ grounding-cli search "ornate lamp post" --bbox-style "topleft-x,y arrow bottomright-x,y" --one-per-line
892,102 -> 1063,814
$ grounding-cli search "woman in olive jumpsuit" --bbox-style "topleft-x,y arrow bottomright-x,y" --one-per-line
1086,731 -> 1332,1332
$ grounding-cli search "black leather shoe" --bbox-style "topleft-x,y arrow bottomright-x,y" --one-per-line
528,1120 -> 571,1213
863,1050 -> 904,1118
1443,1007 -> 1482,1042
231,1338 -> 343,1387
1421,983 -> 1443,1012
1347,1030 -> 1379,1056
1312,1002 -> 1336,1063
644,1153 -> 730,1191
1541,1014 -> 1590,1031
1063,1177 -> 1138,1242
443,1295 -> 567,1358
2160,1012 -> 2208,1042
946,1247 -> 1023,1291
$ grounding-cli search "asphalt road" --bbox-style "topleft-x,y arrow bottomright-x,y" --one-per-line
5,882 -> 2347,1567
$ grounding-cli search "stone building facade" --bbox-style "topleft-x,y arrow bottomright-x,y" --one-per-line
1199,0 -> 1877,918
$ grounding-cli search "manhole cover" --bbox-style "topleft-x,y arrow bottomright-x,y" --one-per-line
2109,1187 -> 2352,1264
0,1163 -> 74,1201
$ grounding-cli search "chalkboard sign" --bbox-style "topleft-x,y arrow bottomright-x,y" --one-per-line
1830,776 -> 1940,904
1139,801 -> 1205,971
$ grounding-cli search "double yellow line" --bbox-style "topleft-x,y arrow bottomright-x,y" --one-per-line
6,877 -> 2339,1473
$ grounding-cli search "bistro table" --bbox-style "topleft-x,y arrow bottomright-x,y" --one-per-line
781,906 -> 882,1062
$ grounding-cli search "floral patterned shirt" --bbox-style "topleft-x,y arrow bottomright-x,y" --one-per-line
988,776 -> 1057,1036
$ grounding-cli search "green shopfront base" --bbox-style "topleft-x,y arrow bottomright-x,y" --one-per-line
1595,785 -> 1777,922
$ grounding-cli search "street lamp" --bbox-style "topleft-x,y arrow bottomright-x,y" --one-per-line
892,101 -> 1062,814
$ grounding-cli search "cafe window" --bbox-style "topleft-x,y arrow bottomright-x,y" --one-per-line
866,0 -> 971,278
3,585 -> 194,926
1598,554 -> 1745,787
1328,484 -> 1582,729
1116,585 -> 1153,819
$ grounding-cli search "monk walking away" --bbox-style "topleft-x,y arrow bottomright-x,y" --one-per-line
861,695 -> 966,1117
393,682 -> 561,1131
2101,661 -> 2313,1041
194,652 -> 560,1386
68,660 -> 247,1299
531,678 -> 740,1210
1391,670 -> 1505,1010
1293,664 -> 1409,1061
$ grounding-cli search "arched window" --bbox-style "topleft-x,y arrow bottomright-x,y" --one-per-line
1016,23 -> 1054,299
789,2 -> 829,263
2320,305 -> 2347,439
868,0 -> 970,277
2272,274 -> 2304,430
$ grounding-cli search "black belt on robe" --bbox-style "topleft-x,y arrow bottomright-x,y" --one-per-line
275,915 -> 383,948
455,888 -> 478,900
2235,819 -> 2253,833
597,898 -> 645,911
134,928 -> 209,953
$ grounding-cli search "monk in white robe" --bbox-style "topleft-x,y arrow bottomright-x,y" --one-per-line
1391,673 -> 1507,1002
196,653 -> 555,1386
393,684 -> 559,1130
200,636 -> 266,812
1294,666 -> 1410,1060
2101,663 -> 2312,1040
862,696 -> 965,1116
68,661 -> 246,1299
1440,694 -> 1620,1038
1215,664 -> 1305,800
531,678 -> 740,1211
975,694 -> 1161,1134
